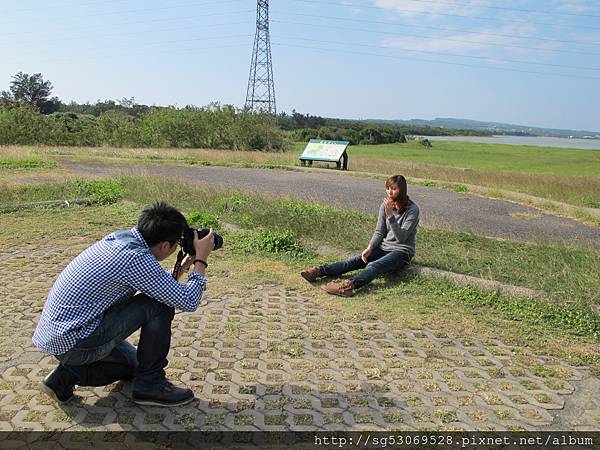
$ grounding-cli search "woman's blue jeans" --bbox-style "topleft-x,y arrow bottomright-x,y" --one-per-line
55,293 -> 174,390
319,247 -> 411,288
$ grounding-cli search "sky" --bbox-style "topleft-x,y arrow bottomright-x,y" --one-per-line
1,0 -> 599,131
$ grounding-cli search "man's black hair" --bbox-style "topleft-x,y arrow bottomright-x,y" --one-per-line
137,201 -> 188,247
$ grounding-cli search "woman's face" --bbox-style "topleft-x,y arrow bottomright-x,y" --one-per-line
386,183 -> 401,201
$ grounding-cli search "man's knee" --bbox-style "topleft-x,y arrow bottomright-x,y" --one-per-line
134,294 -> 175,322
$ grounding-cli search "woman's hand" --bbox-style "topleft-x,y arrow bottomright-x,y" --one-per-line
361,246 -> 373,263
383,197 -> 395,218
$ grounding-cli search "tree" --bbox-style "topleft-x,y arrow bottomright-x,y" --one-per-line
1,72 -> 60,113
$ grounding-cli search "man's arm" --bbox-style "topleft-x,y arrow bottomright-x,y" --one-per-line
123,253 -> 207,312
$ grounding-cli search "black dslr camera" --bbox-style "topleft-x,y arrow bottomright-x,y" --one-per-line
181,228 -> 223,255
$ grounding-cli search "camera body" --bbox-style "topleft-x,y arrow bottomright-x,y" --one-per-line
181,228 -> 223,255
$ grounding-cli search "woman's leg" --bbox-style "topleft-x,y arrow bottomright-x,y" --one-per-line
318,254 -> 366,277
350,250 -> 411,288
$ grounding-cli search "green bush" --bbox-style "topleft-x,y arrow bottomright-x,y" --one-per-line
451,183 -> 468,193
0,104 -> 286,151
186,211 -> 220,229
237,229 -> 306,257
71,179 -> 126,205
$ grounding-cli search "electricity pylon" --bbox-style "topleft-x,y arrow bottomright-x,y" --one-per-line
245,0 -> 276,115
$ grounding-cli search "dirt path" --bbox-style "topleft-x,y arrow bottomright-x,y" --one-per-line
61,161 -> 600,250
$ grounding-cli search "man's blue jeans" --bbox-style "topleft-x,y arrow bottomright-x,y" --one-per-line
55,293 -> 174,389
319,247 -> 411,288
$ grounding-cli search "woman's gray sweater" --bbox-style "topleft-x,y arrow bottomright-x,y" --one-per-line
369,201 -> 420,258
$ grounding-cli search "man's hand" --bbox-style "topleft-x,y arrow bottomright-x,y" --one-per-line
193,229 -> 214,261
173,254 -> 194,280
361,245 -> 373,264
383,197 -> 395,218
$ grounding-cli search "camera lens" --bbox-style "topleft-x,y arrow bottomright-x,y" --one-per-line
184,227 -> 223,253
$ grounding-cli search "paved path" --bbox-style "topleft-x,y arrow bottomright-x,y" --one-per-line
62,162 -> 600,249
1,238 -> 599,439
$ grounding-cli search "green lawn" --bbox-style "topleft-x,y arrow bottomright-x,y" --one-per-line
3,142 -> 600,210
345,141 -> 600,178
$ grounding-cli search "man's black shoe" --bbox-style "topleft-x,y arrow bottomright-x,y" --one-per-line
42,366 -> 77,403
132,381 -> 195,407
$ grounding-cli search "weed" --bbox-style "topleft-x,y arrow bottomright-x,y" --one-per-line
0,157 -> 56,170
186,211 -> 219,229
583,199 -> 600,209
236,229 -> 306,257
451,183 -> 468,193
215,192 -> 248,212
72,179 -> 126,205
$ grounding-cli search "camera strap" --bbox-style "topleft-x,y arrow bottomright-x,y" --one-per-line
172,249 -> 185,279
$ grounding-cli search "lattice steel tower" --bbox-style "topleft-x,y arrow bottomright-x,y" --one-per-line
245,0 -> 276,115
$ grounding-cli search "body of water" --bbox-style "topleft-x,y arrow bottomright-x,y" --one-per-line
420,135 -> 600,150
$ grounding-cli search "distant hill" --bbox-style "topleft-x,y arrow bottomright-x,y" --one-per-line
366,117 -> 600,139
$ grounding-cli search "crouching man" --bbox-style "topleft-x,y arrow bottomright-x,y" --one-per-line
32,201 -> 214,407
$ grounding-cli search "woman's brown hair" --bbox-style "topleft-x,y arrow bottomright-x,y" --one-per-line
386,175 -> 410,212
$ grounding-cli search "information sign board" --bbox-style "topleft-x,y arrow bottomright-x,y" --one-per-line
299,139 -> 350,162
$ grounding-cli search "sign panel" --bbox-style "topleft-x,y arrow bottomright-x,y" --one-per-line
299,139 -> 350,162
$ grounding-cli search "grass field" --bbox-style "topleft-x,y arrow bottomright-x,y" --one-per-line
3,141 -> 600,211
348,141 -> 600,178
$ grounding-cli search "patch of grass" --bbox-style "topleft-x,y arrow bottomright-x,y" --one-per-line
0,178 -> 125,205
271,342 -> 304,358
451,183 -> 468,193
186,211 -> 220,229
235,229 -> 308,258
0,157 -> 57,170
436,283 -> 600,339
72,179 -> 126,205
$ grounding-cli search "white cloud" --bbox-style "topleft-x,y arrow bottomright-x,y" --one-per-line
551,0 -> 600,15
380,23 -> 557,58
372,0 -> 491,18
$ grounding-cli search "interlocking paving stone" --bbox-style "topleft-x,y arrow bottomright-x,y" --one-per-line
0,241 -> 599,432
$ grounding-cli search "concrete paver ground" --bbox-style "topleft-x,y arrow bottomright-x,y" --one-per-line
1,238 -> 599,435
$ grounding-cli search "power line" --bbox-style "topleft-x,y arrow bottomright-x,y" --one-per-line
272,35 -> 600,71
272,41 -> 600,80
14,43 -> 250,65
9,34 -> 253,62
4,0 -> 129,14
290,0 -> 600,32
273,11 -> 600,47
0,0 -> 245,25
1,10 -> 254,37
0,20 -> 252,51
272,19 -> 600,57
408,0 -> 600,19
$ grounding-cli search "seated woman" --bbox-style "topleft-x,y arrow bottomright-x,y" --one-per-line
301,174 -> 419,297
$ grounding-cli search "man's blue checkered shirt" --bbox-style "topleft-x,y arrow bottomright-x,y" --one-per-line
32,227 -> 207,355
